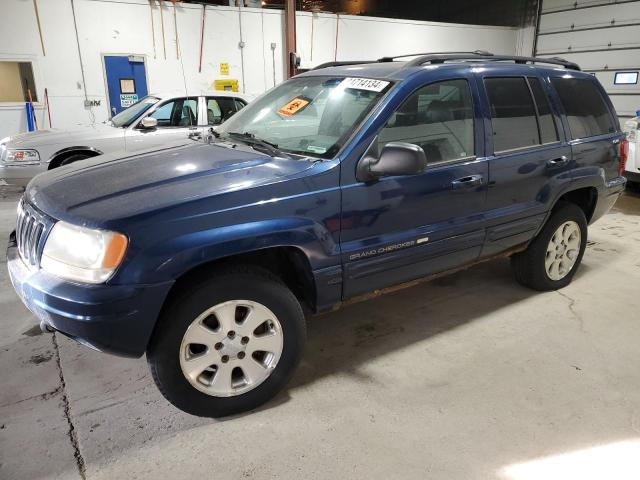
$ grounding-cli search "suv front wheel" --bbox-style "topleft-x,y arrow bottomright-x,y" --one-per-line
147,267 -> 306,417
511,202 -> 588,291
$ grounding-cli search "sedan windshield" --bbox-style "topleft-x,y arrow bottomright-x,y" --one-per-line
217,76 -> 392,158
110,96 -> 160,127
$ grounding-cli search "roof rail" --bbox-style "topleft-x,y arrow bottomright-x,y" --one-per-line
310,51 -> 580,72
402,52 -> 581,70
311,60 -> 373,70
377,50 -> 493,62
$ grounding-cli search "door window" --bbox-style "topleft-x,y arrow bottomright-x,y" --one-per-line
527,77 -> 559,144
150,97 -> 198,127
206,97 -> 247,125
377,79 -> 475,163
484,77 -> 540,152
550,77 -> 616,139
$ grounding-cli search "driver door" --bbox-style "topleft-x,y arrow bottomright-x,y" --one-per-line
125,96 -> 201,152
340,75 -> 489,298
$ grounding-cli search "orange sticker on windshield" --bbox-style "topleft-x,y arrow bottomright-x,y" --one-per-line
277,97 -> 310,117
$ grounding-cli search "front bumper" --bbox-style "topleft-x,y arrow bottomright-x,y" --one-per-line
0,163 -> 47,187
7,239 -> 174,358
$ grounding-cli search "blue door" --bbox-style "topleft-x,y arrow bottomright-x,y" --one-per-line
339,70 -> 489,299
104,55 -> 148,116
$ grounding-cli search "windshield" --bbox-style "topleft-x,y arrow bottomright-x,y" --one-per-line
110,96 -> 160,127
217,76 -> 392,158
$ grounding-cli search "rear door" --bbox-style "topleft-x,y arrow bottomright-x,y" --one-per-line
477,71 -> 572,257
204,96 -> 247,126
549,76 -> 621,185
340,73 -> 489,299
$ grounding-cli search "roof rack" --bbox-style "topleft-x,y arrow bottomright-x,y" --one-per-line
311,60 -> 374,70
377,50 -> 493,62
311,51 -> 580,71
401,51 -> 581,70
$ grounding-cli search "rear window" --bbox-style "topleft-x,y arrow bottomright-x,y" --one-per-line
550,77 -> 616,139
484,77 -> 540,152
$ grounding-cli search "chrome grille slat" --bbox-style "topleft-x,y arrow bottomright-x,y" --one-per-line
15,199 -> 52,268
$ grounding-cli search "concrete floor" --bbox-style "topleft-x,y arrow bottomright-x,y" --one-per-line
1,188 -> 640,480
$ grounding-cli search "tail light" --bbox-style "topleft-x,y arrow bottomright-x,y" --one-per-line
619,138 -> 629,176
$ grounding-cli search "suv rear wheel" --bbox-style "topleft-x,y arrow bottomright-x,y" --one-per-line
511,202 -> 587,291
147,267 -> 306,417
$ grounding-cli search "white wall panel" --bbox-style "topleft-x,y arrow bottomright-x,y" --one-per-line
0,0 -> 518,139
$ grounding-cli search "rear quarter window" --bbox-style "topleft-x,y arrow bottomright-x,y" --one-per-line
550,77 -> 616,139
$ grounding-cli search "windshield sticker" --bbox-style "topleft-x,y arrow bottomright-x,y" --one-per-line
339,77 -> 390,92
307,145 -> 327,154
277,97 -> 310,117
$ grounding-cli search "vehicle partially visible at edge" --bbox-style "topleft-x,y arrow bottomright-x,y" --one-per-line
0,91 -> 251,186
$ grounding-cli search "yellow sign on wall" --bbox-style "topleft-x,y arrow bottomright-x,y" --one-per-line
213,79 -> 239,92
220,63 -> 229,75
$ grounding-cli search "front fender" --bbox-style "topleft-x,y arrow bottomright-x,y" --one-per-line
117,217 -> 339,285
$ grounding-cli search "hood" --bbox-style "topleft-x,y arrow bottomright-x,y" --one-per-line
3,123 -> 119,149
25,142 -> 317,225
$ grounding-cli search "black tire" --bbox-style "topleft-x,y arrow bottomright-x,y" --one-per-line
147,266 -> 306,418
511,202 -> 588,291
59,153 -> 90,167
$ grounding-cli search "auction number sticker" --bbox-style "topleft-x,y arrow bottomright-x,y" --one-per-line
277,97 -> 310,117
339,77 -> 389,92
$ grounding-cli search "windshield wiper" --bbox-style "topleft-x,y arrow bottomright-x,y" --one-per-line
224,131 -> 289,158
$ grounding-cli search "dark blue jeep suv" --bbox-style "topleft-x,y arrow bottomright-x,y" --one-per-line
7,52 -> 628,417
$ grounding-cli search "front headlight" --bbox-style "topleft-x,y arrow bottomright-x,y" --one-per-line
5,149 -> 40,163
41,221 -> 128,284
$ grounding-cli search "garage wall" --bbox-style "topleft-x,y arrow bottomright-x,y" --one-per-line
535,0 -> 640,122
0,0 -> 518,139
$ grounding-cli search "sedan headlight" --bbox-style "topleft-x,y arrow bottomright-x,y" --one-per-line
41,221 -> 128,284
4,149 -> 40,163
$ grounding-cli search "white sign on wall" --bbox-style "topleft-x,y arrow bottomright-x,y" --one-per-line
120,94 -> 138,108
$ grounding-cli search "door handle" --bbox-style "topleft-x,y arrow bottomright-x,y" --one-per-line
546,155 -> 569,167
451,174 -> 483,190
188,129 -> 202,140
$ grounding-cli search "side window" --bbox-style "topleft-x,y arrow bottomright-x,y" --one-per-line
206,98 -> 223,125
484,77 -> 539,152
150,97 -> 198,127
527,77 -> 559,144
377,79 -> 475,164
550,77 -> 616,139
206,97 -> 245,125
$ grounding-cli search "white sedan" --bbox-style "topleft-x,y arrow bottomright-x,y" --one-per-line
0,91 -> 251,187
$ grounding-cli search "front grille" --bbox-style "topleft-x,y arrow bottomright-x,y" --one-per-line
16,200 -> 51,268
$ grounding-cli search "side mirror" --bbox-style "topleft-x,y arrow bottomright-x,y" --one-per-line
140,116 -> 158,129
357,142 -> 427,182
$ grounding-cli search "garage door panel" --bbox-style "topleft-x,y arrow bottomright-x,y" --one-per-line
547,50 -> 640,71
539,3 -> 640,32
537,25 -> 640,54
542,0 -> 638,13
593,71 -> 640,93
609,94 -> 640,117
